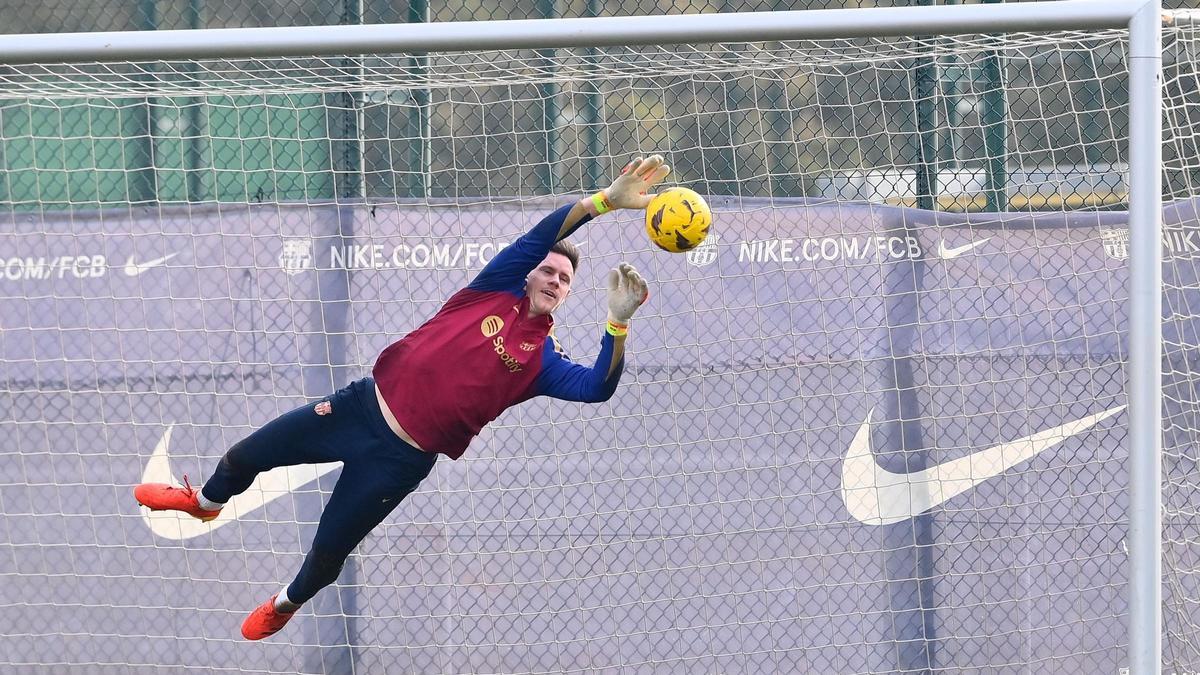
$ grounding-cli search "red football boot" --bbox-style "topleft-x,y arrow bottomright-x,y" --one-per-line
133,475 -> 222,522
241,595 -> 297,640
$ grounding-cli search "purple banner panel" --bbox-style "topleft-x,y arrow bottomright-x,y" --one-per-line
2,198 -> 1197,673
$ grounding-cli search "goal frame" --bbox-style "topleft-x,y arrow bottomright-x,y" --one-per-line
0,1 -> 1167,671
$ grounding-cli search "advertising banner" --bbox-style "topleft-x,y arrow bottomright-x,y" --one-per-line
2,198 -> 1196,673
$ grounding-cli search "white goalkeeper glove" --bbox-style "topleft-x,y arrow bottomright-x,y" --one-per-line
596,155 -> 672,212
606,263 -> 648,332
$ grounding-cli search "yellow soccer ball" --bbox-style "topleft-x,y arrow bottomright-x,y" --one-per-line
645,187 -> 712,253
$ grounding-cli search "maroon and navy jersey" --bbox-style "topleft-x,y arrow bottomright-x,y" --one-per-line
373,204 -> 624,460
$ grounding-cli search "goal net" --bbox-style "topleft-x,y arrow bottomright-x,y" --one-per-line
0,18 -> 1196,674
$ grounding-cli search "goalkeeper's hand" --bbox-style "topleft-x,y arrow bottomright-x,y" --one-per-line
607,262 -> 648,325
603,155 -> 671,210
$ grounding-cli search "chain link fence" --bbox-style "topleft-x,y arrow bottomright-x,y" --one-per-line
1,0 -> 1197,209
2,9 -> 1200,673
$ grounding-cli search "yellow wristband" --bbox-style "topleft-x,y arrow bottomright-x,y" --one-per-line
591,191 -> 614,215
606,320 -> 628,337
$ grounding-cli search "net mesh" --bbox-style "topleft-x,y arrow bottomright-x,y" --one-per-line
1164,17 -> 1200,674
1,23 -> 1198,674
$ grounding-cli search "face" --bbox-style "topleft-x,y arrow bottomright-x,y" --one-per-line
525,251 -> 574,317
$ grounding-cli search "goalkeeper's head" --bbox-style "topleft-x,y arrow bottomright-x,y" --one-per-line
526,239 -> 580,317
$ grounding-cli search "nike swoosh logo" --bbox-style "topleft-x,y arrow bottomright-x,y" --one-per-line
936,237 -> 992,260
123,252 -> 180,276
840,405 -> 1125,525
139,425 -> 340,540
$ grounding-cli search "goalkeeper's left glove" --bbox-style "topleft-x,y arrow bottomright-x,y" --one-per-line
606,263 -> 648,336
599,155 -> 672,211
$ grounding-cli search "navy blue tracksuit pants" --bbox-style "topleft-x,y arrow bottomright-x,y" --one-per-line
200,377 -> 436,604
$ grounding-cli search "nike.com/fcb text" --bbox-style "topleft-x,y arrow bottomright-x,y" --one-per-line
328,242 -> 509,270
1,253 -> 180,281
739,236 -> 923,263
1,254 -> 107,280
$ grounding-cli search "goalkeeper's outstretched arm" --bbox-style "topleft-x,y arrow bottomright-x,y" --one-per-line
468,154 -> 670,294
534,262 -> 649,403
556,154 -> 672,239
602,262 -> 647,378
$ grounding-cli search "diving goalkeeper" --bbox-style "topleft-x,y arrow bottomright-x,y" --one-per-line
133,155 -> 670,640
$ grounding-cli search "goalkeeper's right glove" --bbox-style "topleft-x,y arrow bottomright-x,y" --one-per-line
596,155 -> 672,212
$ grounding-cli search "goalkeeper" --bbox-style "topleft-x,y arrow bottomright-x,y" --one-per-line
133,155 -> 670,640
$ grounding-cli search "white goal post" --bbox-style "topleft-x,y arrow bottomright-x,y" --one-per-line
0,1 -> 1181,673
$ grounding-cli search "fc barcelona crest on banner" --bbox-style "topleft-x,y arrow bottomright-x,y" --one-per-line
280,239 -> 314,275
